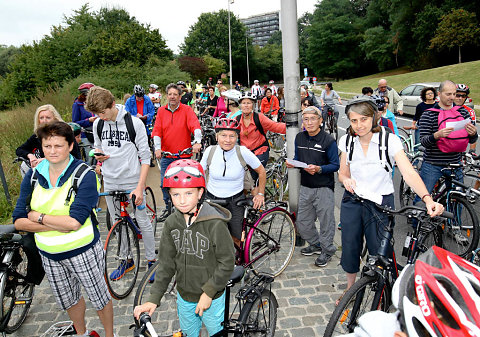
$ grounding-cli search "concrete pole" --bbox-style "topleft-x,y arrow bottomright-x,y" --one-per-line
227,0 -> 233,88
280,0 -> 301,214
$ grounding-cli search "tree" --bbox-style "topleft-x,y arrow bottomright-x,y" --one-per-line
430,9 -> 480,63
298,13 -> 313,75
202,55 -> 227,79
360,26 -> 394,71
250,45 -> 283,83
178,56 -> 208,80
0,45 -> 21,77
180,10 -> 249,84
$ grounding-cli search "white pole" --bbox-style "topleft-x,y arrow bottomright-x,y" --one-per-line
281,0 -> 301,214
228,0 -> 233,88
246,36 -> 250,88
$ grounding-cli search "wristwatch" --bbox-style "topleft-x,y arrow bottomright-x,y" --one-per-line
37,213 -> 45,224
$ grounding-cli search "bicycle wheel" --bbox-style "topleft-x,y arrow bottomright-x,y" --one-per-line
265,170 -> 284,201
104,219 -> 140,299
247,210 -> 295,277
398,154 -> 422,207
324,275 -> 389,337
439,194 -> 479,257
268,133 -> 285,154
145,187 -> 158,236
0,248 -> 34,333
236,289 -> 278,337
398,128 -> 411,155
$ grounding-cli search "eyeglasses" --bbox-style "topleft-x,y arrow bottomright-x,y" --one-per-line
165,166 -> 203,179
302,117 -> 320,123
456,93 -> 467,98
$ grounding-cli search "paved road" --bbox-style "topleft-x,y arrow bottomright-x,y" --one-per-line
12,112 -> 480,336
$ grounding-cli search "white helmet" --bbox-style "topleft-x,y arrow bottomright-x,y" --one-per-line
222,89 -> 241,103
149,84 -> 158,90
239,91 -> 257,102
254,80 -> 259,84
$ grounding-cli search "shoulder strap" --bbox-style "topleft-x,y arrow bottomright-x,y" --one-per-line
65,163 -> 93,205
345,131 -> 354,164
253,112 -> 266,137
235,145 -> 248,170
97,119 -> 104,141
205,145 -> 218,184
378,127 -> 393,173
124,113 -> 136,145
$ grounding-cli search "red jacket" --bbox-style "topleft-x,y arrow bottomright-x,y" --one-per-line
260,96 -> 280,115
152,104 -> 200,155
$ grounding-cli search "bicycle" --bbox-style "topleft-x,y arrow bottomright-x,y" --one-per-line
154,148 -> 193,172
264,147 -> 288,201
323,195 -> 453,337
101,191 -> 154,300
0,229 -> 35,335
323,103 -> 338,143
133,265 -> 278,337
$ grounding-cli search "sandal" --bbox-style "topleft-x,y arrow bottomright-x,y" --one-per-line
335,289 -> 348,306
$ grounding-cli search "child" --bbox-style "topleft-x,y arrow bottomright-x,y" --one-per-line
133,159 -> 235,337
85,86 -> 156,281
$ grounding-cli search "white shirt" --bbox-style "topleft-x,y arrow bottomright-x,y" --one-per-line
148,92 -> 161,108
338,131 -> 403,203
200,145 -> 261,197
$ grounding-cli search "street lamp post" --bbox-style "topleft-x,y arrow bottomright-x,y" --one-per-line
246,36 -> 250,88
227,0 -> 234,88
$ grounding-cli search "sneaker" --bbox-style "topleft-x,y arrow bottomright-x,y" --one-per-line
295,235 -> 305,247
301,244 -> 322,256
110,259 -> 135,281
314,252 -> 332,267
148,260 -> 156,283
453,230 -> 469,245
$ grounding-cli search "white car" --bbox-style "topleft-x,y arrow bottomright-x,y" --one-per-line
399,82 -> 474,115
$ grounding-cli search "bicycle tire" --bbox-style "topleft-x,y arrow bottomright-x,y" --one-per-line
104,219 -> 140,299
398,154 -> 422,207
398,128 -> 411,155
247,210 -> 295,277
145,187 -> 158,236
324,275 -> 389,337
265,170 -> 284,201
235,289 -> 278,337
439,194 -> 479,257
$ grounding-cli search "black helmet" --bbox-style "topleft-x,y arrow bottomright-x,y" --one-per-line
134,85 -> 145,97
345,95 -> 378,115
176,81 -> 186,87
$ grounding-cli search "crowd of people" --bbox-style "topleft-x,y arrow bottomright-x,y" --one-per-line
11,77 -> 480,337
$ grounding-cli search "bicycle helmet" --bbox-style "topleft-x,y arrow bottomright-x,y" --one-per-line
222,89 -> 241,104
214,118 -> 240,133
149,84 -> 158,90
456,84 -> 470,96
239,91 -> 257,103
392,246 -> 480,337
371,94 -> 386,111
269,80 -> 274,84
68,122 -> 82,136
345,95 -> 378,115
78,82 -> 95,95
254,80 -> 259,84
134,85 -> 145,97
176,81 -> 186,87
163,159 -> 206,189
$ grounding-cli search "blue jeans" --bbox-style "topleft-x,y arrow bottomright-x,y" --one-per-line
414,129 -> 420,147
160,156 -> 180,210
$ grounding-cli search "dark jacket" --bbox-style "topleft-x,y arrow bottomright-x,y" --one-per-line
294,130 -> 339,190
16,134 -> 82,161
148,201 -> 235,305
72,98 -> 95,129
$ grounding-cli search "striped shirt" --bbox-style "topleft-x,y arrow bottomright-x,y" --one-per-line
419,104 -> 477,165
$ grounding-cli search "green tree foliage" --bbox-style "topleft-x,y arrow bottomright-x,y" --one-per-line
180,10 -> 248,82
202,55 -> 227,79
178,56 -> 208,80
298,13 -> 313,74
360,26 -> 394,71
250,45 -> 283,83
430,9 -> 480,63
0,45 -> 21,78
306,0 -> 365,80
0,5 -> 172,110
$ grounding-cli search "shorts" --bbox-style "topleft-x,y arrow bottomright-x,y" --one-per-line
177,291 -> 226,337
40,240 -> 111,311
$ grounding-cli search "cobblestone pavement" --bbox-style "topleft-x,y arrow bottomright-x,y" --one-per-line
12,205 -> 346,337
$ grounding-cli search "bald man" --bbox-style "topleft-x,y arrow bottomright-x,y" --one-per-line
373,79 -> 404,115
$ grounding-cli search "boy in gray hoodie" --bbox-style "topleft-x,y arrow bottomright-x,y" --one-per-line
86,86 -> 156,281
134,159 -> 235,337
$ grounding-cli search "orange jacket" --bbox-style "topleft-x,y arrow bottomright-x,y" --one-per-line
260,96 -> 280,115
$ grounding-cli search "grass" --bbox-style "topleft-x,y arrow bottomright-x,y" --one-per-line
317,60 -> 480,104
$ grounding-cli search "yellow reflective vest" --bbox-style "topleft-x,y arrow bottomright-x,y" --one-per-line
30,172 -> 95,254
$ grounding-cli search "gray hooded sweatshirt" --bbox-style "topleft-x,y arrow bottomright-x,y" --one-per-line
93,104 -> 151,187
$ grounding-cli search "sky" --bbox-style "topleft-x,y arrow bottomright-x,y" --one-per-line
0,0 -> 318,53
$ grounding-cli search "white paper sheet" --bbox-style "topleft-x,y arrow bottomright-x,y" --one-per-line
286,159 -> 308,168
445,118 -> 471,131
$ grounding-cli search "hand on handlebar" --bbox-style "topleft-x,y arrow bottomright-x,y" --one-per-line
424,198 -> 444,217
155,149 -> 162,159
133,302 -> 157,320
192,143 -> 202,153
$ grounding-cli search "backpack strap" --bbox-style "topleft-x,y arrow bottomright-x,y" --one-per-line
378,127 -> 393,173
235,145 -> 248,170
97,119 -> 104,141
205,145 -> 218,185
65,163 -> 92,205
253,112 -> 266,137
345,131 -> 354,164
96,113 -> 136,146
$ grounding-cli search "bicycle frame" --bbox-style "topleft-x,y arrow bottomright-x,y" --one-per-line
100,191 -> 142,237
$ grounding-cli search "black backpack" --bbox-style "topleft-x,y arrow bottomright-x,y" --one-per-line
96,113 -> 137,146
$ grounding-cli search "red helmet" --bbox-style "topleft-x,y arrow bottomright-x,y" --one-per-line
163,159 -> 205,189
214,118 -> 240,133
78,82 -> 95,95
392,246 -> 480,337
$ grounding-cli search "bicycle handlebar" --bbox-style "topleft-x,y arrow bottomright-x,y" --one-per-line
162,147 -> 193,158
133,313 -> 158,337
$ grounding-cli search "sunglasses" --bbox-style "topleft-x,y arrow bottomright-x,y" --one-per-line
165,166 -> 203,179
456,93 -> 467,98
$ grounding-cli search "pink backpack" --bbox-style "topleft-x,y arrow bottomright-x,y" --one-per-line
430,106 -> 469,153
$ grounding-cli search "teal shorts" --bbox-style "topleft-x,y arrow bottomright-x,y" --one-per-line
176,291 -> 225,337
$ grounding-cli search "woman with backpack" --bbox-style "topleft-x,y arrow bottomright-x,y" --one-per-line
337,96 -> 444,302
236,92 -> 286,183
200,118 -> 266,247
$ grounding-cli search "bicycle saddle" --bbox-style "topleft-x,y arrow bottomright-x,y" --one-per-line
227,265 -> 245,287
236,199 -> 254,207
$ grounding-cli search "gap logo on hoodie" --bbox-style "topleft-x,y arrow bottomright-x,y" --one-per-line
171,229 -> 210,259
